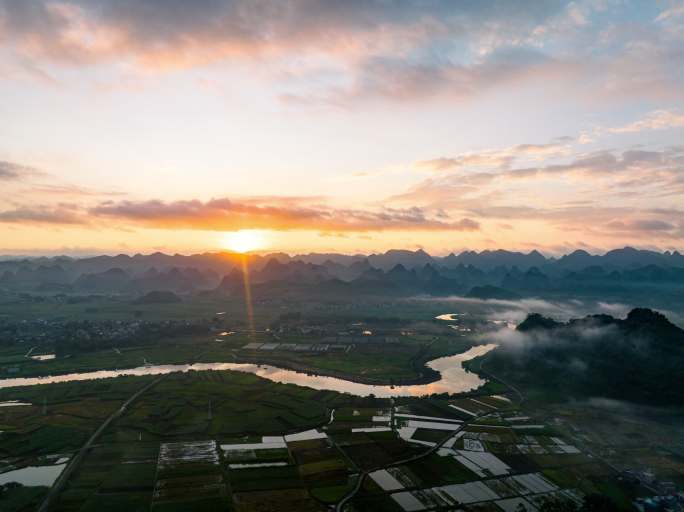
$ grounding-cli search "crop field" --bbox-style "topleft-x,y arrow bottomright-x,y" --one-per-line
1,298 -> 675,512
0,377 -> 154,459
342,394 -> 647,512
5,369 -> 390,512
0,363 -> 662,512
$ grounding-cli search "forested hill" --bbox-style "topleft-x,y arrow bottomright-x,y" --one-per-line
484,308 -> 684,406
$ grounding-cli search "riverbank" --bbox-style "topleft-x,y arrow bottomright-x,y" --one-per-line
0,342 -> 486,389
0,345 -> 495,397
227,354 -> 442,387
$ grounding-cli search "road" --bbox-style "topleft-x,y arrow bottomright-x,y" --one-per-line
37,375 -> 166,512
334,407 -> 499,512
334,353 -> 525,511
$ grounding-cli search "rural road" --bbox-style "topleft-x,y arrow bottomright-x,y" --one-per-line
334,354 -> 524,512
334,407 -> 498,512
37,375 -> 166,512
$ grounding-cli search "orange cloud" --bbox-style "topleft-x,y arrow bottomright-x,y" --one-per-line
87,198 -> 480,233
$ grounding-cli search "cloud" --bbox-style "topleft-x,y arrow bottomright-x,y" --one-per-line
422,296 -> 636,327
283,47 -> 579,105
609,110 -> 684,133
395,146 -> 684,207
605,219 -> 676,233
0,205 -> 83,225
0,195 -> 481,232
387,139 -> 684,248
0,160 -> 38,180
0,1 -> 563,68
24,183 -> 126,197
656,4 -> 684,22
0,0 -> 680,114
5,1 -> 681,106
87,197 -> 480,233
417,141 -> 569,172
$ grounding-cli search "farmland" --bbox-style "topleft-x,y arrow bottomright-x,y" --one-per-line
1,297 -> 683,511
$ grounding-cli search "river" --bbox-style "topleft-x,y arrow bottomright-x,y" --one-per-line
0,344 -> 495,398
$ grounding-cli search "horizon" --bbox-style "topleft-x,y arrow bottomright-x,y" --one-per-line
2,3 -> 684,509
1,1 -> 684,256
2,244 -> 682,261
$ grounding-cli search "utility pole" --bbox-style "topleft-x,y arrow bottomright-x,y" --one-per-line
207,399 -> 212,421
43,396 -> 47,415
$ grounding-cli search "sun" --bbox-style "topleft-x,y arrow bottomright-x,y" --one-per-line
221,230 -> 267,253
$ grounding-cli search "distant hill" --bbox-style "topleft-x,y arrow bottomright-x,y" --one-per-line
443,249 -> 547,270
1,247 -> 683,308
484,308 -> 684,405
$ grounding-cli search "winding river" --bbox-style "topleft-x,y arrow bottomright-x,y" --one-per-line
0,344 -> 495,398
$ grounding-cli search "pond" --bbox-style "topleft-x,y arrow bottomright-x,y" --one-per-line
31,354 -> 56,361
0,462 -> 67,487
0,345 -> 495,398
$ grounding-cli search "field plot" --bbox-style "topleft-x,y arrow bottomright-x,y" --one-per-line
358,470 -> 582,512
226,433 -> 351,510
350,392 -> 603,512
495,496 -> 538,512
390,490 -> 427,511
152,440 -> 227,510
437,480 -> 502,504
400,452 -> 477,487
2,368 -> 372,512
0,377 -> 152,460
110,370 -> 348,440
52,442 -> 159,512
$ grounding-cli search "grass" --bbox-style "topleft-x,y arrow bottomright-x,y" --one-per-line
0,376 -> 154,459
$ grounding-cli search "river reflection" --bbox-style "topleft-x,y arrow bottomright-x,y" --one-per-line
0,344 -> 495,397
435,313 -> 466,321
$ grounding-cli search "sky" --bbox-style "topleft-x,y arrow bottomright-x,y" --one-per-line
1,0 -> 684,256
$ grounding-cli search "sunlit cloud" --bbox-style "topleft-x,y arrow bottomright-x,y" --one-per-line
609,110 -> 684,133
417,142 -> 571,172
1,1 -> 682,105
0,204 -> 83,225
85,197 -> 481,233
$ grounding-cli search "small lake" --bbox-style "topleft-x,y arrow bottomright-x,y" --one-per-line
0,463 -> 67,487
0,345 -> 495,398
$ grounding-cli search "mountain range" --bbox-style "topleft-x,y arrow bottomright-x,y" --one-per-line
1,248 -> 683,306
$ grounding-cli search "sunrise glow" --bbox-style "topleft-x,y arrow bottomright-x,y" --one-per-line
221,230 -> 268,254
0,1 -> 682,256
